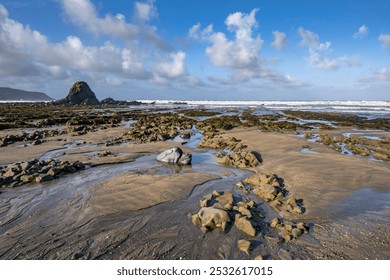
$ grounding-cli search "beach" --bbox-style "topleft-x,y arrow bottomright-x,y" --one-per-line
0,102 -> 389,260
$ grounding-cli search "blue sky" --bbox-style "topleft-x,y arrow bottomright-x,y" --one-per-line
0,0 -> 389,100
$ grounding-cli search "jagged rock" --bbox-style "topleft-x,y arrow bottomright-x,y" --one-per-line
237,240 -> 251,254
191,214 -> 202,227
270,217 -> 281,228
238,206 -> 252,218
156,147 -> 192,165
0,159 -> 85,188
35,174 -> 54,183
214,192 -> 234,210
197,207 -> 230,231
235,181 -> 250,195
234,215 -> 256,236
199,194 -> 212,207
57,81 -> 100,105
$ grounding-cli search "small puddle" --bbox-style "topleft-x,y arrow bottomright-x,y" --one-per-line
300,148 -> 319,154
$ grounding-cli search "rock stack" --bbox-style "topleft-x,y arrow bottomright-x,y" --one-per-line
56,81 -> 100,105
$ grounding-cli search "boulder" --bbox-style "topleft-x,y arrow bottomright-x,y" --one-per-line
234,215 -> 256,236
214,192 -> 234,210
197,207 -> 230,231
237,239 -> 251,254
156,147 -> 192,165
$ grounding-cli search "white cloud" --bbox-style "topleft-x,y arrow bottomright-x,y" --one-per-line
134,0 -> 157,22
360,68 -> 390,83
0,2 -> 195,95
353,25 -> 368,38
298,27 -> 360,71
156,51 -> 187,78
271,31 -> 286,50
298,27 -> 339,70
338,54 -> 361,67
60,0 -> 169,51
188,23 -> 213,40
379,34 -> 390,49
61,0 -> 137,38
188,9 -> 303,87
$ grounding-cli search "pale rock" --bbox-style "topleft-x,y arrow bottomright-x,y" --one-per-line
237,239 -> 251,254
197,207 -> 230,231
156,147 -> 192,165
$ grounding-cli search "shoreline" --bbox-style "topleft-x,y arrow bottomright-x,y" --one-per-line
0,104 -> 389,259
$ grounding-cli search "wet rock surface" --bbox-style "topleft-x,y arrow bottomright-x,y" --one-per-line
305,133 -> 390,161
0,158 -> 85,187
0,129 -> 66,147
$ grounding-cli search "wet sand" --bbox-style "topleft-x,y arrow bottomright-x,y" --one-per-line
0,107 -> 389,260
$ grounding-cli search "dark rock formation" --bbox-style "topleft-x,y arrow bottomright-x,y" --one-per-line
57,81 -> 100,105
100,97 -> 143,106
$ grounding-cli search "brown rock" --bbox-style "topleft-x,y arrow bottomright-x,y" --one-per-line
238,206 -> 252,218
270,217 -> 280,228
197,207 -> 230,231
237,239 -> 251,254
214,192 -> 234,210
235,216 -> 256,236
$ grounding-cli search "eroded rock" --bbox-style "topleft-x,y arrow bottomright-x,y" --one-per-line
156,147 -> 192,165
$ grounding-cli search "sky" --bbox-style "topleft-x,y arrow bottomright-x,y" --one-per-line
0,0 -> 389,101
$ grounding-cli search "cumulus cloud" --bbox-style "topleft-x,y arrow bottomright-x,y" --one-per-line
298,27 -> 339,70
134,0 -> 157,22
156,51 -> 187,78
353,25 -> 368,38
0,2 -> 192,92
60,0 -> 170,51
189,9 -> 303,87
379,34 -> 390,49
298,27 -> 360,70
360,68 -> 390,83
271,31 -> 286,50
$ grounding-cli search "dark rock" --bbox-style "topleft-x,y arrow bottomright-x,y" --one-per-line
57,81 -> 100,105
36,174 -> 54,183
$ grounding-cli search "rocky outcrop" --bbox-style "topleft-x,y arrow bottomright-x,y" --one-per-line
199,136 -> 261,168
57,81 -> 100,105
0,129 -> 66,147
100,97 -> 143,106
243,172 -> 305,215
0,159 -> 85,188
192,191 -> 261,236
269,218 -> 309,242
156,147 -> 192,165
122,114 -> 194,143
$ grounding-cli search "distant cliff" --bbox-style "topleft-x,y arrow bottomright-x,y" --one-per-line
0,87 -> 53,101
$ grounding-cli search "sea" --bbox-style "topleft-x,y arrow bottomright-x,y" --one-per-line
137,100 -> 390,120
2,100 -> 390,120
